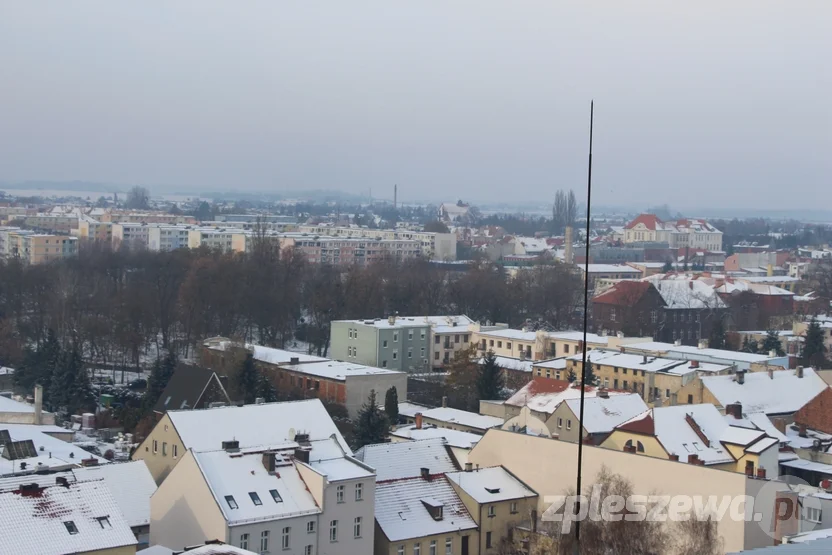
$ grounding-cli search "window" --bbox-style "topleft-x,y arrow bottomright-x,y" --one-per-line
510,501 -> 518,514
464,334 -> 469,342
398,546 -> 405,555
330,520 -> 338,542
280,527 -> 291,549
454,334 -> 460,343
614,379 -> 619,389
382,360 -> 387,368
96,516 -> 112,529
488,505 -> 496,517
408,348 -> 413,359
249,492 -> 262,506
489,340 -> 494,347
162,442 -> 168,456
486,531 -> 493,548
445,538 -> 452,554
666,389 -> 671,398
421,331 -> 426,340
434,351 -> 439,360
337,484 -> 345,503
435,335 -> 440,344
414,544 -> 421,555
304,546 -> 312,555
355,482 -> 363,501
354,516 -> 362,538
566,419 -> 572,430
610,307 -> 616,322
240,533 -> 249,550
557,417 -> 563,428
430,540 -> 437,555
260,530 -> 270,553
637,441 -> 645,452
623,380 -> 628,389
394,332 -> 399,342
687,394 -> 693,404
173,444 -> 178,458
421,347 -> 425,357
225,495 -> 238,509
307,521 -> 315,533
269,489 -> 282,503
409,330 -> 414,340
805,506 -> 822,523
153,440 -> 158,453
383,340 -> 388,348
497,341 -> 502,348
651,310 -> 658,323
623,368 -> 627,374
507,342 -> 512,350
564,344 -> 570,353
64,521 -> 78,535
393,350 -> 398,360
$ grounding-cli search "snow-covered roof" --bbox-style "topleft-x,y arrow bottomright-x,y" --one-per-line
140,545 -> 257,555
397,401 -> 432,419
482,355 -> 533,374
354,438 -> 458,481
374,475 -> 477,542
248,345 -> 327,365
0,480 -> 137,555
167,399 -> 351,454
0,423 -> 106,476
724,412 -> 790,444
335,317 -> 430,329
73,460 -> 157,528
581,264 -> 642,274
280,360 -> 402,381
532,358 -> 568,370
651,279 -> 727,309
389,425 -> 482,449
623,341 -> 779,364
194,449 -> 321,526
702,368 -> 827,415
476,328 -> 537,342
716,280 -> 794,297
781,457 -> 832,476
420,407 -> 504,432
506,378 -> 629,415
445,466 -> 537,503
514,236 -> 550,253
396,315 -> 474,334
0,394 -> 37,413
562,394 -> 649,434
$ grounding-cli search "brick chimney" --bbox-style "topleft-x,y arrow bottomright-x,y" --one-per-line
262,452 -> 276,473
736,370 -> 745,385
442,396 -> 448,408
420,467 -> 430,480
725,403 -> 743,420
799,424 -> 808,438
796,366 -> 804,379
415,412 -> 423,429
669,453 -> 679,461
690,360 -> 699,369
294,448 -> 310,464
598,389 -> 609,399
687,454 -> 699,464
756,468 -> 767,479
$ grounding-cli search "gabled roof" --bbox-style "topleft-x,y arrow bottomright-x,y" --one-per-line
563,394 -> 650,434
0,480 -> 137,555
593,281 -> 657,307
506,376 -> 630,415
354,438 -> 458,481
389,425 -> 483,449
702,369 -> 828,415
374,475 -> 477,542
167,399 -> 351,454
624,214 -> 665,231
154,364 -> 230,414
419,407 -> 503,432
0,423 -> 107,476
73,460 -> 157,528
445,466 -> 537,503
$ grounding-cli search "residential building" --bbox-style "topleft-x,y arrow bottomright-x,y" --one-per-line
0,227 -> 78,264
73,460 -> 158,549
724,251 -> 790,274
147,225 -> 193,251
398,315 -> 474,369
471,327 -> 626,361
388,423 -> 482,467
187,228 -> 247,252
152,364 -> 231,417
355,438 -> 459,481
297,224 -> 457,260
0,422 -> 106,476
151,436 -> 375,554
577,263 -> 642,291
793,387 -> 832,436
646,276 -> 729,345
446,466 -> 538,554
77,219 -> 113,242
621,340 -> 789,371
592,280 -> 666,338
675,367 -> 827,417
138,543 -> 258,555
132,399 -> 351,484
0,479 -> 137,555
549,393 -> 650,444
330,317 -> 431,373
112,223 -> 153,249
715,277 -> 796,331
794,317 -> 832,357
467,428 -> 784,553
623,214 -> 723,251
0,384 -> 54,425
398,401 -> 504,435
601,404 -> 779,476
22,213 -> 80,233
438,202 -> 470,223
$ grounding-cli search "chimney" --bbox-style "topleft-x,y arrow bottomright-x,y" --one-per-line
415,412 -> 423,430
388,315 -> 396,326
582,436 -> 594,445
769,350 -> 777,358
687,454 -> 699,464
757,468 -> 767,479
420,467 -> 430,480
598,389 -> 609,399
34,384 -> 43,426
642,354 -> 648,364
690,360 -> 699,369
81,457 -> 99,467
669,453 -> 679,461
619,346 -> 626,353
221,439 -> 240,452
674,339 -> 682,347
294,432 -> 310,445
796,366 -> 804,378
289,357 -> 300,365
725,403 -> 743,420
799,424 -> 808,438
465,462 -> 473,472
442,396 -> 448,408
263,452 -> 276,473
768,367 -> 774,380
294,448 -> 310,464
737,370 -> 745,385
697,339 -> 708,349
55,476 -> 69,487
564,226 -> 574,264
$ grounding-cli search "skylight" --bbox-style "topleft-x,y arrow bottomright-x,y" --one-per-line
96,516 -> 111,529
64,521 -> 78,535
270,489 -> 282,503
225,495 -> 238,509
682,443 -> 692,453
249,492 -> 262,506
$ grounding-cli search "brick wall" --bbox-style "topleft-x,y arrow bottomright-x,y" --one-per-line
794,387 -> 832,434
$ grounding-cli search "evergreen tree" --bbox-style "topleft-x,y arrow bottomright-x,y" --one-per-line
477,351 -> 505,401
256,373 -> 278,403
662,260 -> 673,273
567,368 -> 577,383
144,351 -> 177,410
761,330 -> 785,357
583,361 -> 598,386
15,329 -> 61,392
803,319 -> 828,368
741,336 -> 758,354
353,389 -> 388,449
237,353 -> 260,404
384,386 -> 399,425
48,346 -> 93,414
709,318 -> 726,350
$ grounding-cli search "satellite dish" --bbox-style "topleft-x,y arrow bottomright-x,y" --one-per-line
288,428 -> 296,441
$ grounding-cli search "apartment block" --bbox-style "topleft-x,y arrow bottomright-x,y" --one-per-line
0,227 -> 78,264
330,317 -> 432,373
297,225 -> 457,260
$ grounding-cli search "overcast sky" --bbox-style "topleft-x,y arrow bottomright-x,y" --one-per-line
1,1 -> 829,209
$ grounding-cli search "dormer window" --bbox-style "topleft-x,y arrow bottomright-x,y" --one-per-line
249,492 -> 262,506
485,487 -> 501,494
421,498 -> 444,521
225,495 -> 238,509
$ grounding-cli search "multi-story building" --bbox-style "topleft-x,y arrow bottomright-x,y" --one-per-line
330,317 -> 432,373
151,436 -> 375,555
21,213 -> 80,233
112,222 -> 153,250
187,228 -> 247,252
77,219 -> 113,242
392,315 -> 474,368
147,224 -> 194,251
471,326 -> 643,361
623,214 -> 723,251
0,227 -> 78,264
283,234 -> 422,265
297,225 -> 457,260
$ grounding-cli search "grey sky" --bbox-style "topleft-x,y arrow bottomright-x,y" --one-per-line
1,1 -> 829,210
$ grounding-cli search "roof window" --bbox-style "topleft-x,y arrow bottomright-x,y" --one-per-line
249,492 -> 262,506
225,495 -> 238,509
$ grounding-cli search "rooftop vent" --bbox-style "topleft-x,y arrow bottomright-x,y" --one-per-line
289,357 -> 300,365
221,440 -> 240,452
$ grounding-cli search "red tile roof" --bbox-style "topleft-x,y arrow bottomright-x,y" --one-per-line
523,378 -> 571,396
593,281 -> 654,306
624,214 -> 664,231
617,410 -> 655,435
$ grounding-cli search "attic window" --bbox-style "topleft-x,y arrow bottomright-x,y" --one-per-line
421,499 -> 444,521
225,495 -> 238,509
164,396 -> 171,407
485,487 -> 501,494
270,489 -> 282,503
96,516 -> 112,529
692,442 -> 703,452
64,521 -> 79,535
249,492 -> 262,506
682,444 -> 692,453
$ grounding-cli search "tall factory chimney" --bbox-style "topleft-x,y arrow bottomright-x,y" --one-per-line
394,184 -> 397,210
565,226 -> 574,264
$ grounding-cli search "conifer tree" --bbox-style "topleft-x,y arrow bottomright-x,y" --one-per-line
384,386 -> 399,425
477,351 -> 505,400
237,353 -> 260,404
803,319 -> 828,368
583,360 -> 598,387
353,389 -> 388,449
709,318 -> 726,350
761,330 -> 785,357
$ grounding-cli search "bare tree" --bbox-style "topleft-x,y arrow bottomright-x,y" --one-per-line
125,186 -> 150,210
